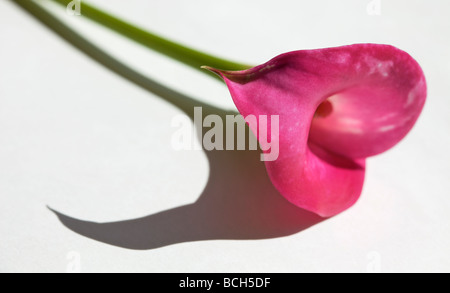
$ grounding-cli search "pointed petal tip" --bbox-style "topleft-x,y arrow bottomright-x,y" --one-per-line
202,65 -> 256,85
201,65 -> 225,79
200,65 -> 214,71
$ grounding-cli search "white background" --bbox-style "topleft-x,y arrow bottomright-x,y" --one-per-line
1,0 -> 449,272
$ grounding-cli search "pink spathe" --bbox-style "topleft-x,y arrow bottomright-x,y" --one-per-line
205,44 -> 427,217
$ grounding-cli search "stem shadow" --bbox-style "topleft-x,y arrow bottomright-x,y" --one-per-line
13,0 -> 324,250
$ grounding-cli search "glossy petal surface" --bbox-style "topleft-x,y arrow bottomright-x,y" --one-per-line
207,44 -> 426,217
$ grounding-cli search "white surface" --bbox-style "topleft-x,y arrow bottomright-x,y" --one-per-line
1,0 -> 450,273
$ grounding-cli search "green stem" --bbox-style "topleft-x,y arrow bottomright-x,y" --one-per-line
47,0 -> 250,72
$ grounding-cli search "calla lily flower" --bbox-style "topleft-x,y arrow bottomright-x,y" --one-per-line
24,1 -> 427,218
205,44 -> 426,217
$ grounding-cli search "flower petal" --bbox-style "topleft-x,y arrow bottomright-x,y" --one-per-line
206,44 -> 426,217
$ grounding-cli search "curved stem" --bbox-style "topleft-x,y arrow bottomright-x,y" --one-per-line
48,0 -> 251,73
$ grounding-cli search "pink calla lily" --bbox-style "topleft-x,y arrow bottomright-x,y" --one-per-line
205,44 -> 426,217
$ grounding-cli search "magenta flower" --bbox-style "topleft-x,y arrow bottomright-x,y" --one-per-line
205,44 -> 426,217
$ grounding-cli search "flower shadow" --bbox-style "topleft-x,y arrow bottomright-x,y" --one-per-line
49,143 -> 323,250
14,0 -> 324,250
